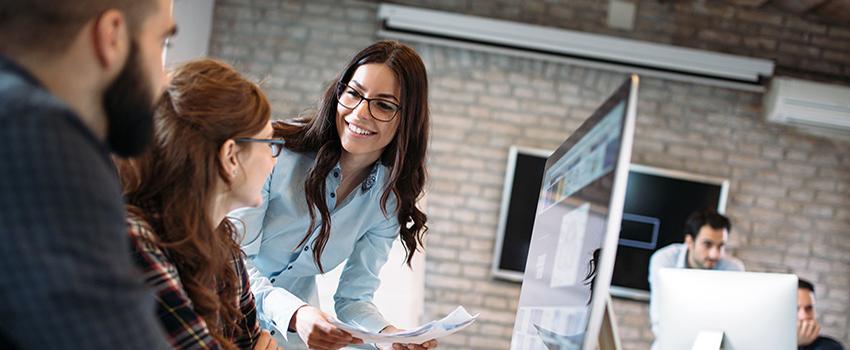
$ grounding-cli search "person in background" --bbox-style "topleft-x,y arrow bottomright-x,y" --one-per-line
797,278 -> 845,350
647,209 -> 744,344
0,0 -> 175,348
117,59 -> 282,350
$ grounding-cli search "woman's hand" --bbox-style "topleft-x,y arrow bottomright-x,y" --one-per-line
379,325 -> 438,350
292,305 -> 363,350
253,330 -> 282,350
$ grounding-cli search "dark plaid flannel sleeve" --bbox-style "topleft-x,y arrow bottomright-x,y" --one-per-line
127,216 -> 261,350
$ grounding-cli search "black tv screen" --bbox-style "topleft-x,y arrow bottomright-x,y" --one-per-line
496,151 -> 547,274
491,147 -> 728,300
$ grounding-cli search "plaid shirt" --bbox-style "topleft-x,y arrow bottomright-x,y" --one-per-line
126,213 -> 261,350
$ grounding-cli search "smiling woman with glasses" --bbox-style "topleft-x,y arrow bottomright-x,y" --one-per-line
230,40 -> 436,350
115,59 -> 281,350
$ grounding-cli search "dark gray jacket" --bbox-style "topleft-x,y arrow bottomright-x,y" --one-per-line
0,55 -> 169,349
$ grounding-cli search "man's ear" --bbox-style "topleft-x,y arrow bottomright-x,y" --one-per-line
91,9 -> 129,73
219,140 -> 240,180
684,234 -> 694,247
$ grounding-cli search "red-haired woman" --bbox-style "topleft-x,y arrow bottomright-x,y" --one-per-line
118,59 -> 282,350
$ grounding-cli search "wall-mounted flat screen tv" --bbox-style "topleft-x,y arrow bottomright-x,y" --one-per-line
491,146 -> 729,300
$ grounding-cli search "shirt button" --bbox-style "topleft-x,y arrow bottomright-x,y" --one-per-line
333,171 -> 339,178
270,330 -> 276,336
330,192 -> 335,198
287,266 -> 293,270
304,246 -> 309,251
270,278 -> 276,283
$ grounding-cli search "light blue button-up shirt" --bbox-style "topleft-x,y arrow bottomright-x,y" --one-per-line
230,149 -> 399,347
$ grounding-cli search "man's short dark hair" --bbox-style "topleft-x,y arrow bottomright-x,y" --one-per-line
798,278 -> 815,295
0,0 -> 156,55
684,209 -> 731,239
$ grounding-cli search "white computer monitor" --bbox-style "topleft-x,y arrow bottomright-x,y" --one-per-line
509,75 -> 639,350
656,268 -> 797,350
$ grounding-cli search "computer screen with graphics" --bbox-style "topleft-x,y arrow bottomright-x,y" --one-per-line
509,75 -> 638,350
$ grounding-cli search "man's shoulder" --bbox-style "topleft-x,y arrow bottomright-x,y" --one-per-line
717,255 -> 745,271
0,71 -> 120,225
655,243 -> 685,253
650,243 -> 684,265
0,83 -> 109,176
811,336 -> 846,350
0,66 -> 69,120
0,64 -> 97,140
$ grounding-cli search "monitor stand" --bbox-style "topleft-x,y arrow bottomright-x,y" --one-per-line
597,295 -> 622,350
690,330 -> 724,350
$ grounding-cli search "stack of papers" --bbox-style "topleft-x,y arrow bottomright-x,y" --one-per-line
328,306 -> 478,345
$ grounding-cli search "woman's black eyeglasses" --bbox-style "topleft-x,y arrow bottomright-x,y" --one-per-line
336,82 -> 400,122
236,138 -> 285,157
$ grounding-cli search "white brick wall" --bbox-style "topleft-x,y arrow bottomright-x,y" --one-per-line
209,1 -> 850,349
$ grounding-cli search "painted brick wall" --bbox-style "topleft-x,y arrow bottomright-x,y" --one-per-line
208,1 -> 850,349
417,46 -> 850,349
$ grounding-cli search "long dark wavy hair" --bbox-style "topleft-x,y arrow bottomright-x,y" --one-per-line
583,248 -> 601,305
116,59 -> 271,349
274,40 -> 429,272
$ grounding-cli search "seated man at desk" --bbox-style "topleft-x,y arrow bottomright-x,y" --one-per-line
647,209 -> 745,341
798,278 -> 845,350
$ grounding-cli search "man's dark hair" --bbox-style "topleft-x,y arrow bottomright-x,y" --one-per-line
0,0 -> 155,55
684,209 -> 731,239
799,278 -> 816,294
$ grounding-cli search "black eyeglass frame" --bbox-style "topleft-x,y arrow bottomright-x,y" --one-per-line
335,82 -> 401,122
235,138 -> 285,157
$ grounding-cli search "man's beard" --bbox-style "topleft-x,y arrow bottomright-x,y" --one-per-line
103,42 -> 157,157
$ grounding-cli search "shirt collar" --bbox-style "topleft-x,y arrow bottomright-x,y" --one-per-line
331,160 -> 382,192
362,161 -> 380,192
0,55 -> 45,89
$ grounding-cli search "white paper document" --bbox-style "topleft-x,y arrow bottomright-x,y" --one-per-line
328,306 -> 478,345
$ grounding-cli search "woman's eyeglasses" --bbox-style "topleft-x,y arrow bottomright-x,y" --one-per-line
336,82 -> 400,122
235,138 -> 285,157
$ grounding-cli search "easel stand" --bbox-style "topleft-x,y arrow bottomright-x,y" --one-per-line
597,295 -> 623,350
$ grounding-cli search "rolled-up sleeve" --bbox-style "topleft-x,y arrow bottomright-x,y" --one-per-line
333,216 -> 399,332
